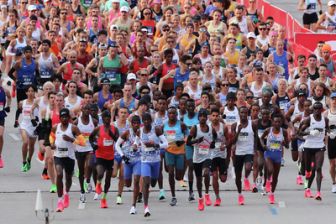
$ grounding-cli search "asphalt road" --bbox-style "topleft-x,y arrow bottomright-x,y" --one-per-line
0,99 -> 335,224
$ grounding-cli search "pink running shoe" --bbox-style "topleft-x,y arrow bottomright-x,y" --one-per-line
198,198 -> 204,211
305,189 -> 313,198
214,198 -> 221,206
265,180 -> 271,193
268,193 -> 275,204
56,200 -> 64,212
101,198 -> 108,208
0,157 -> 3,168
238,195 -> 245,205
315,192 -> 322,201
205,194 -> 212,206
63,194 -> 70,208
296,175 -> 303,185
244,178 -> 251,191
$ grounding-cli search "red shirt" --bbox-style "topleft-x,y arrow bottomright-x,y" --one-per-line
96,125 -> 116,160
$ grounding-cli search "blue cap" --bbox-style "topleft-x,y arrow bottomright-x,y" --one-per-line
109,41 -> 117,48
331,92 -> 336,98
201,42 -> 210,48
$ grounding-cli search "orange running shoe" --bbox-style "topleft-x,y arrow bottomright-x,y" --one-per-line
198,198 -> 204,211
304,189 -> 313,198
96,183 -> 102,194
244,178 -> 251,191
315,192 -> 322,201
38,151 -> 45,161
214,198 -> 221,206
56,200 -> 64,212
205,194 -> 212,206
101,198 -> 108,208
42,173 -> 50,180
63,194 -> 70,208
265,180 -> 271,193
238,195 -> 244,205
268,193 -> 275,204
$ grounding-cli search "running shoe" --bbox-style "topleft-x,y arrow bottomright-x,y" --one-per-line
93,193 -> 101,200
0,156 -> 4,168
188,191 -> 195,201
214,198 -> 221,206
144,206 -> 151,217
315,192 -> 322,201
204,194 -> 212,206
63,194 -> 70,208
50,184 -> 57,193
37,151 -> 44,161
21,163 -> 27,172
281,158 -> 285,167
332,184 -> 336,193
198,198 -> 204,211
252,184 -> 258,193
231,167 -> 236,179
56,200 -> 64,212
296,175 -> 303,185
86,182 -> 93,193
256,176 -> 263,190
304,188 -> 313,198
116,196 -> 122,205
80,193 -> 86,203
260,186 -> 266,196
26,161 -> 31,171
238,195 -> 245,205
95,183 -> 102,194
137,192 -> 143,203
100,198 -> 108,208
42,168 -> 49,180
130,206 -> 137,214
268,193 -> 275,204
244,178 -> 250,191
170,197 -> 177,206
179,180 -> 187,188
159,189 -> 165,200
265,180 -> 271,193
305,171 -> 312,179
14,120 -> 19,128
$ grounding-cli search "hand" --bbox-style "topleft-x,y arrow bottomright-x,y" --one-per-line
31,119 -> 38,127
144,141 -> 155,147
175,140 -> 185,147
91,142 -> 98,151
197,137 -> 204,144
4,107 -> 10,113
327,26 -> 335,32
238,124 -> 243,131
220,144 -> 226,151
210,141 -> 216,149
62,134 -> 74,142
122,155 -> 130,164
50,144 -> 56,150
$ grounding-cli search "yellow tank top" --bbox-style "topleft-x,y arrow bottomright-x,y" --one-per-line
224,50 -> 239,65
179,34 -> 196,50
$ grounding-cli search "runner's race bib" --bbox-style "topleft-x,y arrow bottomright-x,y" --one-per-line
103,139 -> 114,146
57,147 -> 68,157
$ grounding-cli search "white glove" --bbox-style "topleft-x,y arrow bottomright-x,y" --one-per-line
309,129 -> 320,137
328,132 -> 336,140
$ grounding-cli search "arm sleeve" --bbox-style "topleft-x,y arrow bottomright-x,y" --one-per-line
158,134 -> 168,149
115,137 -> 125,157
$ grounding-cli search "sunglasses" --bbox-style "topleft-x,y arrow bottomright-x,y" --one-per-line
259,27 -> 266,30
221,84 -> 229,86
21,1 -> 28,3
144,12 -> 151,15
141,91 -> 150,94
163,28 -> 170,32
246,96 -> 254,99
140,73 -> 148,76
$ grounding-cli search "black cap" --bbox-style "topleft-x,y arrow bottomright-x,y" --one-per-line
193,15 -> 201,22
109,41 -> 117,48
101,78 -> 110,85
60,108 -> 70,117
24,45 -> 33,53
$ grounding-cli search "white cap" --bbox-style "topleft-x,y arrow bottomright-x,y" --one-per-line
112,0 -> 119,2
247,32 -> 256,39
127,73 -> 136,80
110,24 -> 118,30
120,6 -> 129,12
44,0 -> 51,2
328,0 -> 336,6
28,5 -> 37,11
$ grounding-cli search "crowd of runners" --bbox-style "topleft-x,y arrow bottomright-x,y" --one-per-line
0,0 -> 336,218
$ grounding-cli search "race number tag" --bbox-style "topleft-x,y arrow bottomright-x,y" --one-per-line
0,102 -> 4,111
103,139 -> 114,146
238,132 -> 248,141
57,147 -> 68,157
166,130 -> 176,143
144,147 -> 155,152
199,143 -> 209,155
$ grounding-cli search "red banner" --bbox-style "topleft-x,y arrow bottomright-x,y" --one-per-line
295,33 -> 336,54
